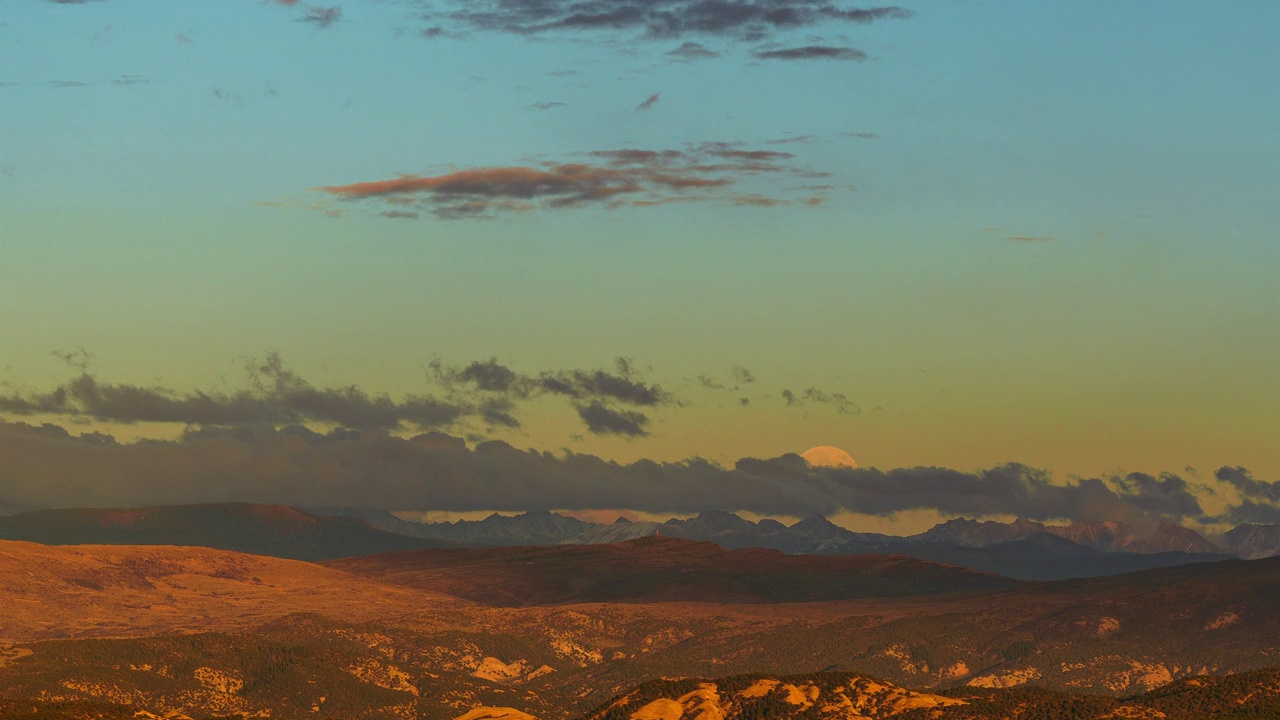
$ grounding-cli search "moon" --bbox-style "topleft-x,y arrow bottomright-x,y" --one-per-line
801,445 -> 858,469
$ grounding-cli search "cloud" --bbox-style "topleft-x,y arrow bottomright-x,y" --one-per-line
0,354 -> 691,440
313,141 -> 823,219
430,357 -> 674,435
0,354 -> 468,432
576,401 -> 649,437
1216,466 -> 1280,502
298,5 -> 341,28
46,0 -> 101,4
1007,236 -> 1054,243
636,91 -> 661,111
419,1 -> 911,43
752,45 -> 867,61
767,135 -> 817,145
698,365 -> 754,393
212,86 -> 244,107
1217,466 -> 1280,523
529,101 -> 566,110
782,386 -> 858,414
666,41 -> 719,60
0,421 -> 1252,526
1110,471 -> 1205,519
844,131 -> 879,139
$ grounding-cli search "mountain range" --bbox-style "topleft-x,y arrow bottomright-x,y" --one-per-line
0,502 -> 1273,580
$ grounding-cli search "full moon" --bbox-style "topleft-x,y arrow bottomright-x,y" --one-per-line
801,445 -> 858,469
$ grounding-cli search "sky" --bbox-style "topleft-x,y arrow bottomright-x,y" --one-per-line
0,0 -> 1277,530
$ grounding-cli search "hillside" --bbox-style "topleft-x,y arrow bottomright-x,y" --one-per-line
0,540 -> 455,640
0,543 -> 1276,718
578,668 -> 1280,720
0,503 -> 450,561
326,536 -> 1019,605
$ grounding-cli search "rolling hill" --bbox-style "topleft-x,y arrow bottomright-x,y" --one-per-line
0,541 -> 1276,718
0,539 -> 456,640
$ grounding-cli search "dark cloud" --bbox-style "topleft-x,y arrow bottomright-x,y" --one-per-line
0,354 -> 468,432
1216,466 -> 1280,502
0,421 -> 1247,525
529,101 -> 566,110
1217,467 -> 1280,523
782,386 -> 857,414
539,367 -> 671,406
419,1 -> 910,43
434,357 -> 671,406
455,358 -> 524,394
314,141 -> 823,219
752,45 -> 867,60
1225,501 -> 1280,525
431,357 -> 677,436
666,41 -> 719,60
843,131 -> 879,139
576,401 -> 649,437
298,5 -> 341,27
730,365 -> 755,384
636,91 -> 661,111
1,354 -> 688,440
1008,236 -> 1053,243
1110,471 -> 1205,519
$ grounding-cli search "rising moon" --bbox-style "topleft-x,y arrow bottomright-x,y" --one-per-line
801,445 -> 858,469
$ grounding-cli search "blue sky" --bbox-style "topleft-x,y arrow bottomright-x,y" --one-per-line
1,0 -> 1277,488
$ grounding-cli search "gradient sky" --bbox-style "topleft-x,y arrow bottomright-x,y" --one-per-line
1,0 -> 1277,492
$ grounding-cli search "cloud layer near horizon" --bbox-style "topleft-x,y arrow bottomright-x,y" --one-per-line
1,420 -> 1273,528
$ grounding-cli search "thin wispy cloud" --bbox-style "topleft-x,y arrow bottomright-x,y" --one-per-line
311,141 -> 828,219
781,386 -> 859,414
665,41 -> 719,60
636,91 -> 661,111
753,45 -> 867,61
298,5 -> 341,28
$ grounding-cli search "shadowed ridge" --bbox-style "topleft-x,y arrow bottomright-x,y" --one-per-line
326,535 -> 1018,606
0,502 -> 451,561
